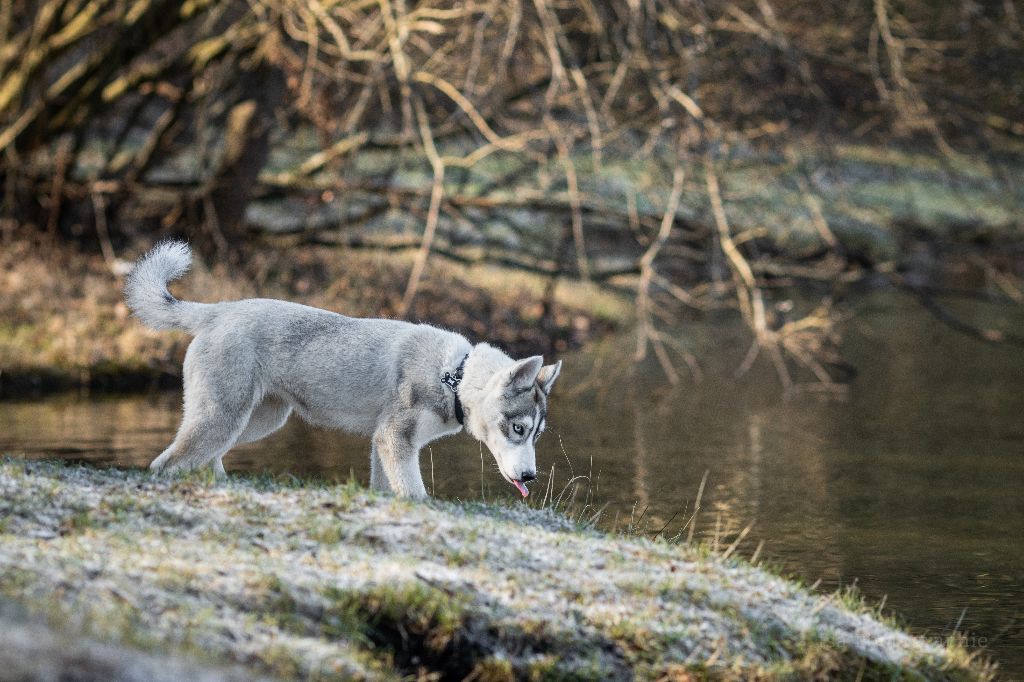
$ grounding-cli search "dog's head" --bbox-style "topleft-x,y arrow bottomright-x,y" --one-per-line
463,353 -> 561,497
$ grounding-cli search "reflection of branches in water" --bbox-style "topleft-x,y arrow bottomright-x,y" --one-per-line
890,273 -> 1024,348
635,139 -> 697,386
701,151 -> 849,392
562,334 -> 634,403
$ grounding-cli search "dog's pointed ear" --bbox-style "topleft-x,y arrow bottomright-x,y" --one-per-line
507,356 -> 544,391
537,360 -> 562,395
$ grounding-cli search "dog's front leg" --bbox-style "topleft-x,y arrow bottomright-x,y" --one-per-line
369,441 -> 389,492
371,416 -> 427,499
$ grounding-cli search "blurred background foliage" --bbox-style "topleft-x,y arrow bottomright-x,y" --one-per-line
1,0 -> 1023,388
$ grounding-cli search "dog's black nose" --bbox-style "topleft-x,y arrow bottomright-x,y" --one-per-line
521,471 -> 536,482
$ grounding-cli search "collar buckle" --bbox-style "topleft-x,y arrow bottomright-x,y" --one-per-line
441,354 -> 469,425
440,371 -> 461,392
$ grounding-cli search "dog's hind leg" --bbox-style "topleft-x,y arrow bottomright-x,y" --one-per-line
206,395 -> 292,476
150,342 -> 258,476
150,406 -> 251,476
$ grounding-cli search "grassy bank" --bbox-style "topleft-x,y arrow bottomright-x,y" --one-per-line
0,459 -> 990,680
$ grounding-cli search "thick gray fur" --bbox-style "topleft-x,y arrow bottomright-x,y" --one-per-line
124,241 -> 561,498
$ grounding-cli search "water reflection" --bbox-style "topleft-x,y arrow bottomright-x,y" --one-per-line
1,292 -> 1021,674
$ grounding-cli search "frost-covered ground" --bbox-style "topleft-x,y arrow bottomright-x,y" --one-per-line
0,459 -> 989,680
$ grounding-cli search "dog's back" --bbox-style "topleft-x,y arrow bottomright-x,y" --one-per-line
126,240 -> 468,439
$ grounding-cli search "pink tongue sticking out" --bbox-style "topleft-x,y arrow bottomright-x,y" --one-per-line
513,480 -> 529,498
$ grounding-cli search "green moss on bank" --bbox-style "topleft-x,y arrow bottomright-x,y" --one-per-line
0,459 -> 993,681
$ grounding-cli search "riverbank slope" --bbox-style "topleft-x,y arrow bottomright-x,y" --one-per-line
0,459 -> 990,680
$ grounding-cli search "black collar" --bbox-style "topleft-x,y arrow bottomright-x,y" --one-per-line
440,353 -> 469,425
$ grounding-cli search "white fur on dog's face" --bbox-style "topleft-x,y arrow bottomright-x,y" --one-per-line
466,356 -> 561,486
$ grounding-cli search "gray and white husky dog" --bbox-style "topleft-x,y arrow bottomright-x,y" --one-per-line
124,241 -> 561,499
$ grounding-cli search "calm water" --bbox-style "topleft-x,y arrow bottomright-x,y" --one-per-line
2,292 -> 1022,676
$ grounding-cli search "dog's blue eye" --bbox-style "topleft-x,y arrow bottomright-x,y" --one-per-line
512,424 -> 525,436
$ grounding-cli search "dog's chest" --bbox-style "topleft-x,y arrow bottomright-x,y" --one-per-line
412,410 -> 461,447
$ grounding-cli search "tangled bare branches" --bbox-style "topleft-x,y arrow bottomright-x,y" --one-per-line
1,0 -> 1022,387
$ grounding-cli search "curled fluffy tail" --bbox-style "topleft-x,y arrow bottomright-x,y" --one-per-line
124,241 -> 205,331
